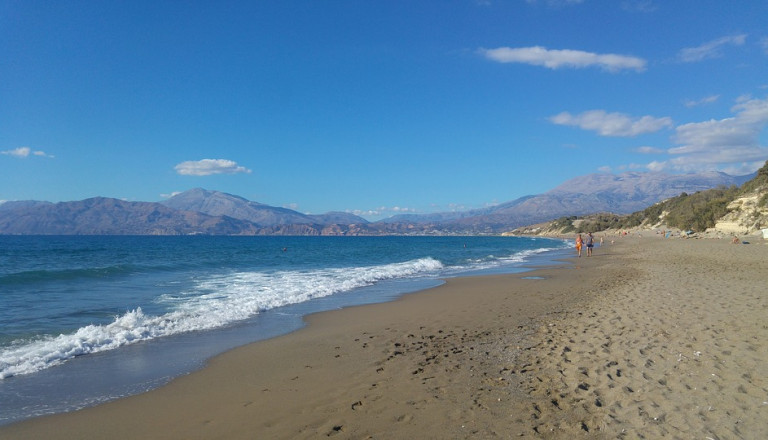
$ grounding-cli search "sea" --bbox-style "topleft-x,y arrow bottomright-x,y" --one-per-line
0,235 -> 569,425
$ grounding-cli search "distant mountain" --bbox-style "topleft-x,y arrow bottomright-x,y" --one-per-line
0,197 -> 260,235
161,188 -> 368,227
511,161 -> 768,236
307,211 -> 369,225
0,200 -> 53,211
386,171 -> 754,232
0,170 -> 754,235
545,170 -> 752,209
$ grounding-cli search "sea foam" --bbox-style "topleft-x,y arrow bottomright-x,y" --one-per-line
0,257 -> 443,379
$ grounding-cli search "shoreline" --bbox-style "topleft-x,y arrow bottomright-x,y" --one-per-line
0,238 -> 568,428
2,236 -> 767,438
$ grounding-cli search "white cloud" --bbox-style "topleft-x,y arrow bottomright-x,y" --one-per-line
678,34 -> 747,63
160,191 -> 182,199
644,96 -> 768,173
684,95 -> 720,108
349,209 -> 381,217
1,146 -> 54,158
348,206 -> 419,220
388,206 -> 418,213
480,46 -> 646,72
549,110 -> 673,136
174,159 -> 252,176
646,161 -> 667,172
671,98 -> 768,157
2,147 -> 31,157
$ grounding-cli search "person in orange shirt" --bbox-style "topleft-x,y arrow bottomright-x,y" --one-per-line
575,234 -> 583,257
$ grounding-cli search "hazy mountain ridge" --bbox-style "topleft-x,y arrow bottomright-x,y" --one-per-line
0,170 -> 754,235
412,171 -> 752,232
0,197 -> 260,235
0,200 -> 53,211
160,188 -> 368,227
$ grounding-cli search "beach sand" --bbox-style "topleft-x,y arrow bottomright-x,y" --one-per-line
2,235 -> 767,439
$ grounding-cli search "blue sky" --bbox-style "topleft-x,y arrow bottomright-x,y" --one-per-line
2,0 -> 767,220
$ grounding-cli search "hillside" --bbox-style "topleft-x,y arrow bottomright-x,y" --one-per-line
394,170 -> 751,232
511,161 -> 768,237
712,161 -> 768,235
0,198 -> 261,235
0,194 -> 375,236
161,188 -> 368,227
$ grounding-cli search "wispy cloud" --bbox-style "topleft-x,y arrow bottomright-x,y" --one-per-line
643,96 -> 768,174
160,191 -> 182,199
380,206 -> 419,215
635,146 -> 665,154
1,146 -> 54,158
549,110 -> 673,136
348,209 -> 380,217
678,34 -> 747,63
174,159 -> 252,176
684,95 -> 720,108
480,46 -> 646,72
349,205 -> 419,219
670,96 -> 768,162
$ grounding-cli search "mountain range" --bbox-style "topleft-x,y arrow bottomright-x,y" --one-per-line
161,188 -> 367,227
0,170 -> 753,235
379,171 -> 752,232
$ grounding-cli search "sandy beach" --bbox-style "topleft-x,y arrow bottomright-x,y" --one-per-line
2,234 -> 767,439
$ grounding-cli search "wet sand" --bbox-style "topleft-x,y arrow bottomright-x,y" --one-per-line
2,235 -> 767,439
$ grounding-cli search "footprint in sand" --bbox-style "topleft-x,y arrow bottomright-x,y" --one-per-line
396,414 -> 414,423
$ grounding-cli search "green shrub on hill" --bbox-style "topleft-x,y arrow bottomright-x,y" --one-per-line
613,160 -> 768,232
576,213 -> 623,233
550,216 -> 577,233
659,186 -> 740,231
739,160 -> 768,195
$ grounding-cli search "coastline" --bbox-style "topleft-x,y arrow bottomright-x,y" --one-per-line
2,235 -> 767,438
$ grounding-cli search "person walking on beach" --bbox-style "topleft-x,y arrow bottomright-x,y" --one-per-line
575,234 -> 583,257
586,232 -> 594,257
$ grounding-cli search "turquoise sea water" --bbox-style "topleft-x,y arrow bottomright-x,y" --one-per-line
0,235 -> 568,425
